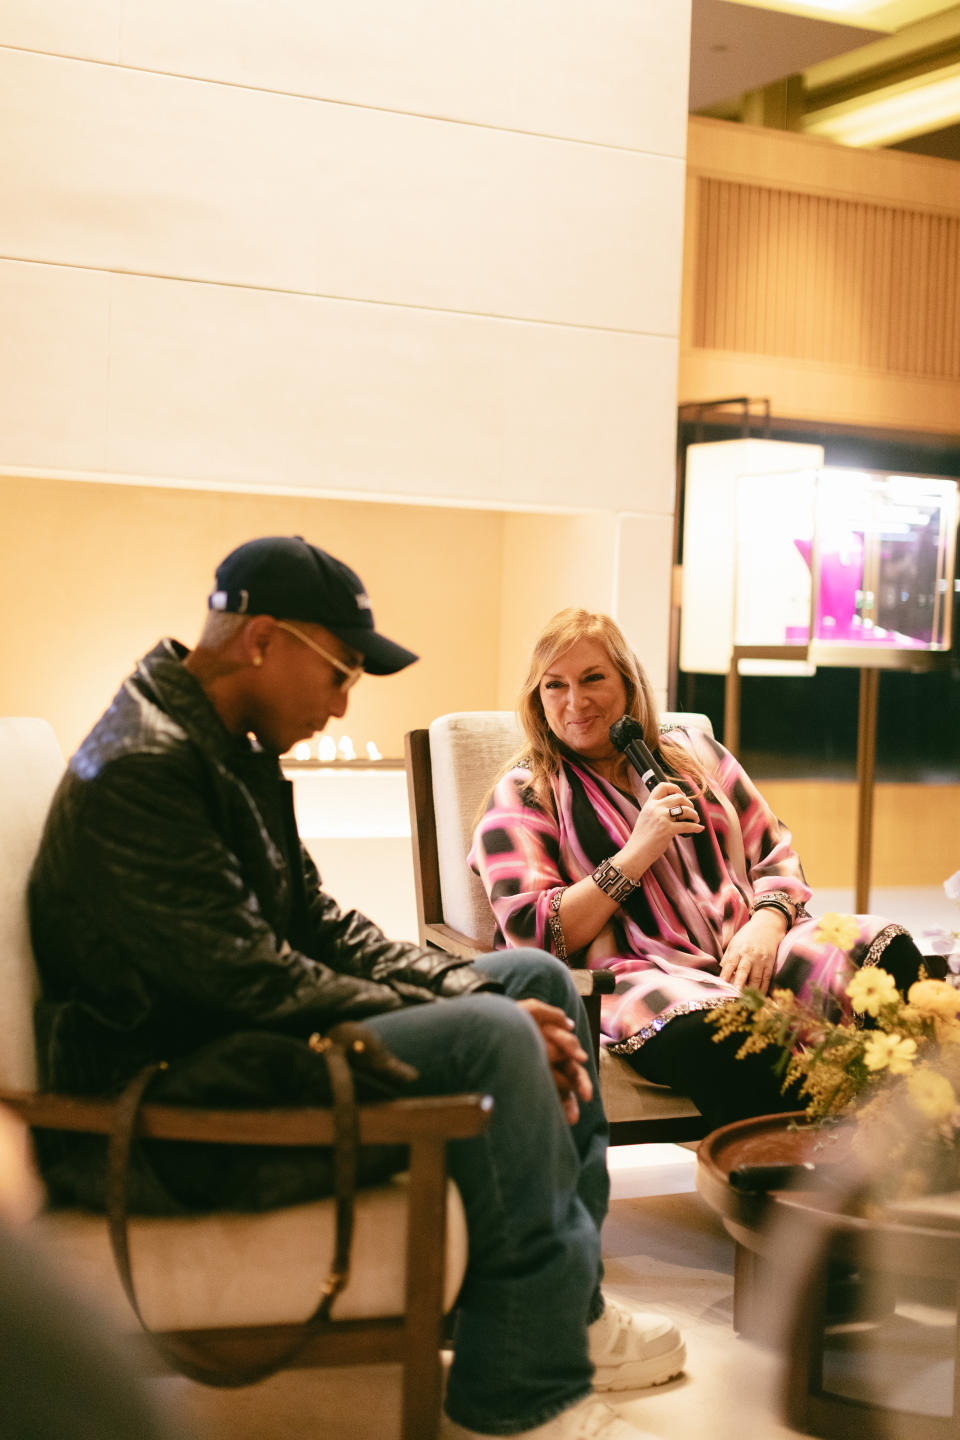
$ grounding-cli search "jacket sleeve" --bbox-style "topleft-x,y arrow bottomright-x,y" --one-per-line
54,752 -> 449,1030
300,847 -> 500,1000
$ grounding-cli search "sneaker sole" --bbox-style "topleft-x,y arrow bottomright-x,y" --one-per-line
593,1338 -> 686,1391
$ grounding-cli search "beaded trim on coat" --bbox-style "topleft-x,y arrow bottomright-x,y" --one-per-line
547,887 -> 568,962
605,996 -> 737,1055
860,922 -> 909,969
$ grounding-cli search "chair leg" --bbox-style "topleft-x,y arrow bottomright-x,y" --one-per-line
582,989 -> 602,1063
401,1136 -> 450,1440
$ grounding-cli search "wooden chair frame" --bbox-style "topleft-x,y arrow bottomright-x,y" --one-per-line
404,727 -> 709,1147
1,1085 -> 490,1440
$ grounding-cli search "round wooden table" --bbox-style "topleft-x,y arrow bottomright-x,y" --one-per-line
696,1112 -> 960,1440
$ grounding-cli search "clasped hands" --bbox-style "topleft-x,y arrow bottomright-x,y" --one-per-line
516,998 -> 592,1125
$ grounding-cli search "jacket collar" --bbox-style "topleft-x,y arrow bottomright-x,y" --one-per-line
135,639 -> 261,768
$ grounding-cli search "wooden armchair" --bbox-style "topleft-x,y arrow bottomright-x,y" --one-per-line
405,711 -> 716,1148
0,717 -> 490,1440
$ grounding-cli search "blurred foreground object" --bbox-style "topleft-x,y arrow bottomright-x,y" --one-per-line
0,1102 -> 43,1225
0,1104 -> 187,1440
699,1112 -> 960,1440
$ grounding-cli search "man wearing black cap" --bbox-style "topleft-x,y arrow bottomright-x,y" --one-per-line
29,537 -> 682,1440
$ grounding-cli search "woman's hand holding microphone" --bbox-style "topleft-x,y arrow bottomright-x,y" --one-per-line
616,783 -> 703,877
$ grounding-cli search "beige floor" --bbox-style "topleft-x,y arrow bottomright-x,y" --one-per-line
160,1174 -> 958,1440
159,1183 -> 803,1440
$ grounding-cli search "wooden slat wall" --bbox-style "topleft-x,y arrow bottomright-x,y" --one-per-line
680,117 -> 960,433
761,780 -> 960,889
693,179 -> 960,379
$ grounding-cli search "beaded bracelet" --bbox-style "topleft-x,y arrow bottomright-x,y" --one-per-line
749,889 -> 795,928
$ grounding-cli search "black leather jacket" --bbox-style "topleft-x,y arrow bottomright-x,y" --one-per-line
30,640 -> 495,1098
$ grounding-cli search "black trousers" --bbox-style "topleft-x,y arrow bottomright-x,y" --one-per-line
630,934 -> 940,1132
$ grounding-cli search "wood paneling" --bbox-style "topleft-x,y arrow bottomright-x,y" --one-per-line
761,779 -> 960,888
681,116 -> 960,434
693,178 -> 960,379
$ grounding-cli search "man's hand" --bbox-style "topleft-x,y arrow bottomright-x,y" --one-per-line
719,910 -> 789,995
516,998 -> 593,1124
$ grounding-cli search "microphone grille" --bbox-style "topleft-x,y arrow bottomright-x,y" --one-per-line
608,715 -> 645,751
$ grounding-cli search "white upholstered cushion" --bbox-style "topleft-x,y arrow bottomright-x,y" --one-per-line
37,1175 -> 468,1331
0,718 -> 65,1092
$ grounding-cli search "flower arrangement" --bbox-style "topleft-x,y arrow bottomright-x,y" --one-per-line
711,907 -> 960,1201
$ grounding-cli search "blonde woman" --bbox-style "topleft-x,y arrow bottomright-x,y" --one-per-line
470,609 -> 933,1129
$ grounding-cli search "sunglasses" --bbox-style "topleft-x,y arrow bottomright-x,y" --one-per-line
275,621 -> 365,692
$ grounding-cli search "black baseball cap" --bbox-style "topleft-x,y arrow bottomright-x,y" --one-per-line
208,536 -> 418,675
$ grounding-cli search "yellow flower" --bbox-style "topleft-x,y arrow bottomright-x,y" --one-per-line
862,1032 -> 917,1074
816,912 -> 861,951
906,1067 -> 957,1122
907,980 -> 960,1020
846,966 -> 899,1017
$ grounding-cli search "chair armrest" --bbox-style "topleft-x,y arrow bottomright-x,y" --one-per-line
0,1089 -> 492,1146
423,923 -> 487,960
569,969 -> 616,997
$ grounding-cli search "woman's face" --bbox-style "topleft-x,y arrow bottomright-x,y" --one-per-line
538,635 -> 629,763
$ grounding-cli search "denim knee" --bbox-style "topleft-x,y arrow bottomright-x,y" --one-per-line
478,948 -> 581,1012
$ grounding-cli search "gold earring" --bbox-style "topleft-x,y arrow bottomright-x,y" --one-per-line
253,655 -> 263,668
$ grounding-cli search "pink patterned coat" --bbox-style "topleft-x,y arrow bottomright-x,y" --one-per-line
469,726 -> 904,1052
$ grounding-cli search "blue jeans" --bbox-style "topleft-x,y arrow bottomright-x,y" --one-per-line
367,949 -> 609,1435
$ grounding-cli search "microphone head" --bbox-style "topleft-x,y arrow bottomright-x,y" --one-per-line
609,715 -> 645,752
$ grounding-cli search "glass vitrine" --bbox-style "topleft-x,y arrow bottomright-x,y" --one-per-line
808,469 -> 957,668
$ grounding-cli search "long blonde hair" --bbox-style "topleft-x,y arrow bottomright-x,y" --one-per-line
503,608 -> 709,811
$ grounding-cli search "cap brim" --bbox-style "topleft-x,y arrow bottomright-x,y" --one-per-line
329,625 -> 419,676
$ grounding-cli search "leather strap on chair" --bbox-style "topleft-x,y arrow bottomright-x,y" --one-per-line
105,1041 -> 359,1388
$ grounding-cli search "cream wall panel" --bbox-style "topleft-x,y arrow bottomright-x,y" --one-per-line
0,48 -> 683,333
614,513 -> 674,700
496,512 -> 620,708
0,1 -> 121,59
0,260 -> 110,470
0,49 -> 318,293
115,0 -> 690,155
98,272 -> 678,512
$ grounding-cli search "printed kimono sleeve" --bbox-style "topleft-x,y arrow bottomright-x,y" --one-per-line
469,769 -> 566,954
685,729 -> 812,913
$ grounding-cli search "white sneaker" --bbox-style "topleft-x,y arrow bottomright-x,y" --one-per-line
444,1394 -> 659,1439
589,1298 -> 685,1390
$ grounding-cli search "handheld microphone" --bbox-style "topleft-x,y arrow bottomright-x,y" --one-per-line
608,715 -> 668,792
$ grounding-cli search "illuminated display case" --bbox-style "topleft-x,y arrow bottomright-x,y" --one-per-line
733,467 -> 818,663
681,443 -> 958,676
680,439 -> 824,676
807,469 -> 957,669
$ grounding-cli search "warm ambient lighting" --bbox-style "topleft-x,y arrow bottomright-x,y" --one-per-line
804,63 -> 960,146
725,0 -> 955,25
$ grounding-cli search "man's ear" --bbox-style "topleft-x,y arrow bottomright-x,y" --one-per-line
240,615 -> 277,670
